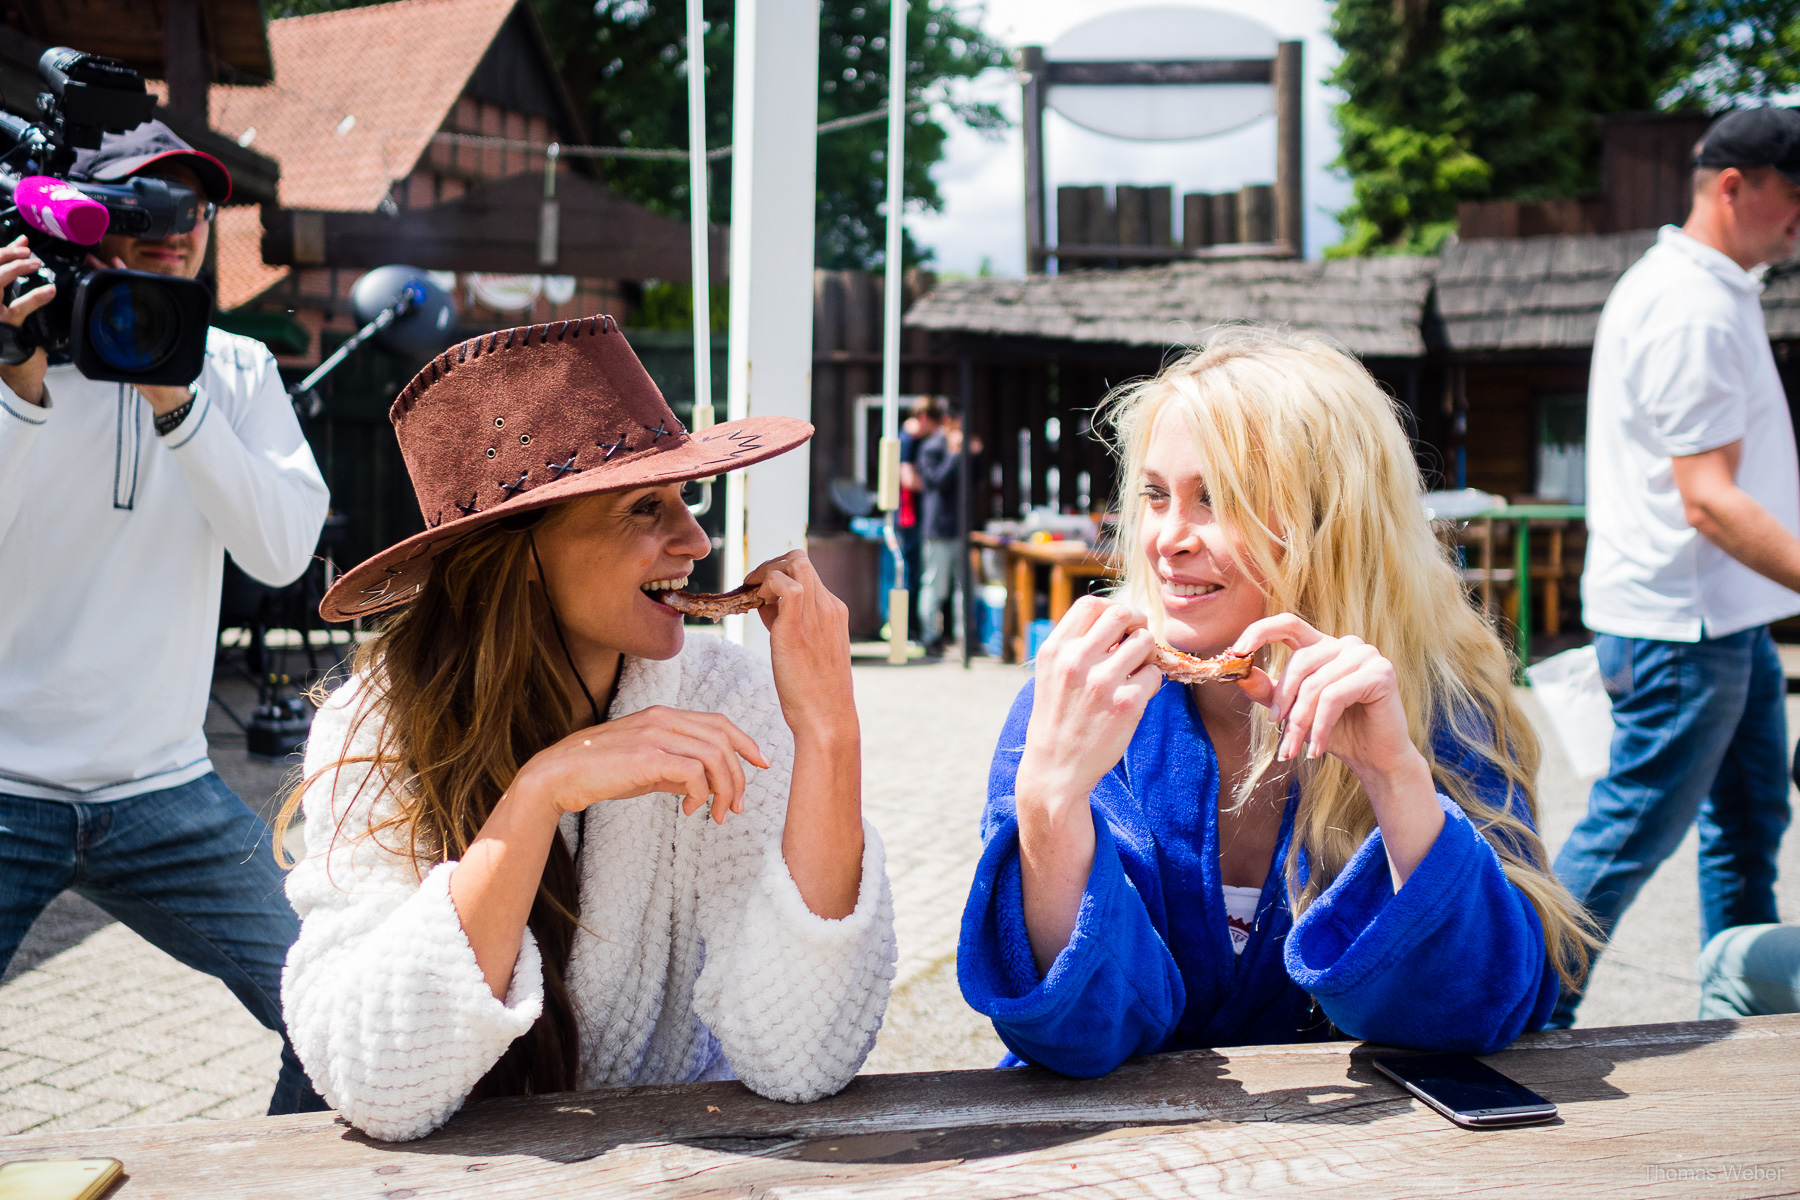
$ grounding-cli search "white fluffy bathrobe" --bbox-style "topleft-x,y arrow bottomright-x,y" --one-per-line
282,633 -> 897,1142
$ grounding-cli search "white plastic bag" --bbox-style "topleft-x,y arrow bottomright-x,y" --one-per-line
1525,644 -> 1616,779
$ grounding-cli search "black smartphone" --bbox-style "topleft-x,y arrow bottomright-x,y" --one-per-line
1372,1053 -> 1558,1128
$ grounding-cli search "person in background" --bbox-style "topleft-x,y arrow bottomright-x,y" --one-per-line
0,122 -> 330,1111
916,410 -> 979,657
892,397 -> 942,639
1696,922 -> 1800,1019
1553,107 -> 1800,1027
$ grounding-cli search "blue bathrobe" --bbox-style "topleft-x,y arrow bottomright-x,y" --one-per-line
957,677 -> 1559,1076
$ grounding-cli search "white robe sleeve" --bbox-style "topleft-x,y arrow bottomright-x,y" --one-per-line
281,680 -> 543,1142
688,670 -> 897,1103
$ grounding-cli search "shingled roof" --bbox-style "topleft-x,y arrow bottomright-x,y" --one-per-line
1439,229 -> 1800,351
904,256 -> 1439,358
1436,231 -> 1656,352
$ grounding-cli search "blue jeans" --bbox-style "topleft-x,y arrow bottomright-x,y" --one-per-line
1697,924 -> 1800,1018
1549,628 -> 1792,1026
0,772 -> 327,1114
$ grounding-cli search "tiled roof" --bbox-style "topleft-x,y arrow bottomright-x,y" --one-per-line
903,256 -> 1439,358
214,205 -> 290,312
1439,230 -> 1800,350
210,0 -> 518,212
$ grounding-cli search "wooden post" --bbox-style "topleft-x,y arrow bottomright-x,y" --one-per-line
1211,192 -> 1239,245
1020,46 -> 1047,274
1183,193 -> 1212,248
959,355 -> 974,668
1147,185 -> 1173,247
1056,185 -> 1085,254
1116,184 -> 1147,245
1274,40 -> 1304,256
1238,184 -> 1275,243
724,0 -> 821,650
164,0 -> 209,122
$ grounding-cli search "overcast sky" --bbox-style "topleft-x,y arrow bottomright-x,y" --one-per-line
909,0 -> 1350,274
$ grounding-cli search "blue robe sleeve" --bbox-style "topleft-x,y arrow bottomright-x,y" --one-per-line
956,680 -> 1185,1076
1284,750 -> 1559,1053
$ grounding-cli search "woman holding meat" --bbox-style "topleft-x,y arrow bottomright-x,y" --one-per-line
279,317 -> 893,1141
958,326 -> 1596,1073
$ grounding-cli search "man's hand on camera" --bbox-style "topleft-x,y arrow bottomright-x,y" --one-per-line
0,235 -> 55,406
82,251 -> 192,417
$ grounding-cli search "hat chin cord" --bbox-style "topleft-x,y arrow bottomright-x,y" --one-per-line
529,534 -> 604,728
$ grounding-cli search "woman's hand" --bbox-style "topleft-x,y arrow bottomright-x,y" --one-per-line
458,706 -> 767,1000
514,705 -> 770,826
1231,613 -> 1443,887
1231,614 -> 1420,779
744,550 -> 865,920
747,551 -> 856,742
1014,596 -> 1161,973
1017,596 -> 1161,810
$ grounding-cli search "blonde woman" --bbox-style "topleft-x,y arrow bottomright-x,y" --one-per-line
280,318 -> 893,1141
958,326 -> 1593,1074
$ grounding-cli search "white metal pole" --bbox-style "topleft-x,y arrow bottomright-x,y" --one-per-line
685,0 -> 716,503
878,0 -> 909,664
724,0 -> 821,650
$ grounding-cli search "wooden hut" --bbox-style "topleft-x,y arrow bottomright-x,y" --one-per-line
896,256 -> 1442,527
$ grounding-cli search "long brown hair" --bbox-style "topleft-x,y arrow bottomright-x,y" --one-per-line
278,518 -> 586,1096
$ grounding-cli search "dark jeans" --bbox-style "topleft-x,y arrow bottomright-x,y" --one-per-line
1550,628 -> 1792,1026
0,772 -> 327,1114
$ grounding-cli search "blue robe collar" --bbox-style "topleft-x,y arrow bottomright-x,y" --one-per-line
1120,678 -> 1301,1046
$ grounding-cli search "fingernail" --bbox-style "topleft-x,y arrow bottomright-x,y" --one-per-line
1307,739 -> 1322,760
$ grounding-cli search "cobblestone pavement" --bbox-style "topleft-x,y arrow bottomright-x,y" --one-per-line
3,651 -> 1798,1132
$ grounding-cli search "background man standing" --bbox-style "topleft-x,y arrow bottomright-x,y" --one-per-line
916,411 -> 978,657
0,123 -> 330,1109
1556,108 -> 1800,1025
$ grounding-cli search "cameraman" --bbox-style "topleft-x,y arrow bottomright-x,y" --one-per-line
0,121 -> 329,1114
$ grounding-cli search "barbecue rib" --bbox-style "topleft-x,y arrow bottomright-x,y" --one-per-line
1150,645 -> 1254,684
660,583 -> 768,619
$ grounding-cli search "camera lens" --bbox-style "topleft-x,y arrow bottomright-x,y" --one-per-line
87,277 -> 181,371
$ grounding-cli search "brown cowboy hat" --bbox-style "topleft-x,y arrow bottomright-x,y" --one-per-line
318,314 -> 811,623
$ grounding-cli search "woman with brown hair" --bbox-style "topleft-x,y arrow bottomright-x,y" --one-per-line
280,317 -> 894,1142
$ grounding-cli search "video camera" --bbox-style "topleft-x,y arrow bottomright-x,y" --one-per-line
0,47 -> 211,385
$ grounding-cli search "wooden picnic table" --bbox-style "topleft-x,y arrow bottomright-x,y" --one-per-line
1454,504 -> 1587,672
4,1014 -> 1795,1198
970,531 -> 1117,662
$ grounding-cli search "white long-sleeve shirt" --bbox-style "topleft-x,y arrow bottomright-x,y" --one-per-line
0,329 -> 330,800
284,632 -> 897,1143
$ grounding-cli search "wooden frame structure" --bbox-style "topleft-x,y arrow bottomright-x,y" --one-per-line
1019,40 -> 1304,272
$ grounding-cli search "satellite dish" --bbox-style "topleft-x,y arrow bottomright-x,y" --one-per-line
350,265 -> 459,357
1045,6 -> 1278,141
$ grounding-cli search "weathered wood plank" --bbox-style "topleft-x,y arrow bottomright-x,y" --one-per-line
2,1016 -> 1795,1198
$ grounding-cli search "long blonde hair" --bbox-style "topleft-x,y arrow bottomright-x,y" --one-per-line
1097,324 -> 1596,988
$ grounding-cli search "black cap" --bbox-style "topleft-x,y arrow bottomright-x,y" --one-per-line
70,119 -> 231,204
1694,107 -> 1800,185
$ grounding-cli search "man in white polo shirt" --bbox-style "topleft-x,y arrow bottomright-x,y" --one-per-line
1555,108 -> 1800,1026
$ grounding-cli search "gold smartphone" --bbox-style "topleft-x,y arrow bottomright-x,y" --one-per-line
0,1159 -> 124,1200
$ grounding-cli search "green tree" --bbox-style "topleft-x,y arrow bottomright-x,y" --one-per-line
265,0 -> 1007,268
1656,0 -> 1800,105
532,0 -> 1006,269
1328,0 -> 1668,255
